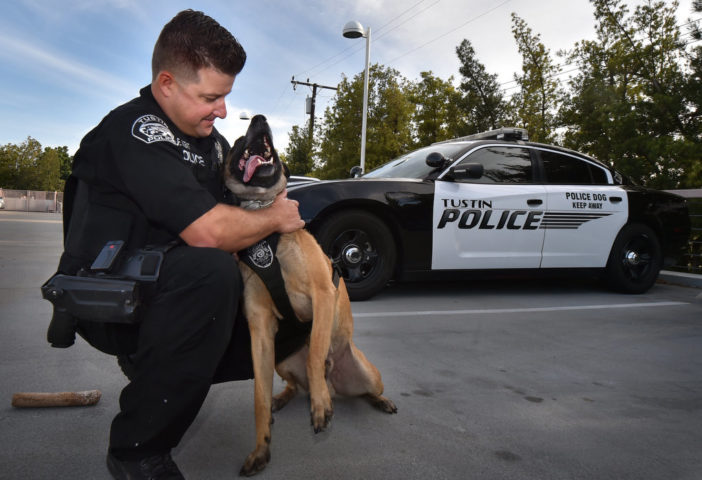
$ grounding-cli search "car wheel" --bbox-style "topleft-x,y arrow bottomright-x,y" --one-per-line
604,223 -> 662,294
316,210 -> 397,301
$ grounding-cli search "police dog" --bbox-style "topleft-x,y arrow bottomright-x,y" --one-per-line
225,115 -> 396,476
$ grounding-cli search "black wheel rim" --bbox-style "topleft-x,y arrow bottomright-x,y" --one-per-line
620,234 -> 654,281
328,228 -> 379,284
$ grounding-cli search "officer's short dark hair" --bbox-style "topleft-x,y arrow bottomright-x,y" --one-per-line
152,9 -> 247,82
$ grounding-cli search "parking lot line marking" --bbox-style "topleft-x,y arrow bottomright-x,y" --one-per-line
353,301 -> 689,318
0,218 -> 62,224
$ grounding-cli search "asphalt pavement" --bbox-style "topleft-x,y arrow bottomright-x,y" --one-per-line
1,210 -> 701,480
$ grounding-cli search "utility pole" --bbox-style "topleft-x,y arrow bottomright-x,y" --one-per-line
291,77 -> 337,142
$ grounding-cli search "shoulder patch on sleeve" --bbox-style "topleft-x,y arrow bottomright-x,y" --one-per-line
132,114 -> 177,145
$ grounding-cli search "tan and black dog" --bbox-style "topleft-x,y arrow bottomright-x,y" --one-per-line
225,115 -> 397,476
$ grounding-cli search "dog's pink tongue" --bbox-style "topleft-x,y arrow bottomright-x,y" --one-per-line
243,155 -> 266,183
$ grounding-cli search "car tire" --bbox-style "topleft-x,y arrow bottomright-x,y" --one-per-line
316,210 -> 396,301
604,223 -> 662,294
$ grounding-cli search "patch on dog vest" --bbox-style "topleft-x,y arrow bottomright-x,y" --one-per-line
245,239 -> 274,268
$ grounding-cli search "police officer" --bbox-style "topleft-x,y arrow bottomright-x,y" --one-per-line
55,10 -> 304,480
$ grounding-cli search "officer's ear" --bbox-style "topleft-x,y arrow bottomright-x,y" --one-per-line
154,71 -> 177,98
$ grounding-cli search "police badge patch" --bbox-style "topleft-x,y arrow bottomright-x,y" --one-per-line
132,114 -> 177,145
246,240 -> 274,269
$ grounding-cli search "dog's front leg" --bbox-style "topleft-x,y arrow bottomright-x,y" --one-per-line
307,290 -> 336,433
240,311 -> 276,477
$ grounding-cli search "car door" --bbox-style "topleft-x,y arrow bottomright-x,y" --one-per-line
536,148 -> 628,267
432,145 -> 546,270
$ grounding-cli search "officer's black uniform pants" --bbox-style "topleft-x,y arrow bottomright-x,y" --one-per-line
76,246 -> 252,460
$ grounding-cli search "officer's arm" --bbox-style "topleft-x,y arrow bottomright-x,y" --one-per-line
180,190 -> 304,252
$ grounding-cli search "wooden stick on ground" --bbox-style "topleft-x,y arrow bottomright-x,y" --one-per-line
11,390 -> 101,408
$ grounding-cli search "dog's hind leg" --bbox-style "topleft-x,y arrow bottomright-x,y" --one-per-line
271,382 -> 297,412
273,347 -> 308,412
331,342 -> 398,414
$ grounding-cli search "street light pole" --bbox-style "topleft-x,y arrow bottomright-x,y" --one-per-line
360,26 -> 370,175
343,20 -> 371,175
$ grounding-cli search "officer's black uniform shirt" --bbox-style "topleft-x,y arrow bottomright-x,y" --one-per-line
60,85 -> 230,273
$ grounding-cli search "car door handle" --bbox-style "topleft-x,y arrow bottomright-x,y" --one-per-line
527,199 -> 543,206
609,196 -> 623,203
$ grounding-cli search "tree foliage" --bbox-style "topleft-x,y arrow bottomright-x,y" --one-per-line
0,137 -> 70,191
316,64 -> 414,179
510,13 -> 562,143
283,122 -> 314,176
455,39 -> 509,133
409,71 -> 467,146
559,0 -> 700,188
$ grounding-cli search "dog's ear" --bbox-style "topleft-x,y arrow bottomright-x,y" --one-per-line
282,162 -> 290,179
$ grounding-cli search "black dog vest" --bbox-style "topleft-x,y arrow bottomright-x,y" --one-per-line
239,233 -> 312,363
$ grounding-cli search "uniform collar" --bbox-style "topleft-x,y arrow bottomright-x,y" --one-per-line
138,85 -> 220,151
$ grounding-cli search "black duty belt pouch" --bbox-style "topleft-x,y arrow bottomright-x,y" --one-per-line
42,240 -> 168,348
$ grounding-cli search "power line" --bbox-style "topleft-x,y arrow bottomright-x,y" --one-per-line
293,0 -> 437,80
497,16 -> 702,91
373,0 -> 441,43
386,0 -> 512,64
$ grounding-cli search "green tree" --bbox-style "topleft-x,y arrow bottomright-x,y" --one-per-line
316,64 -> 414,179
0,137 -> 43,189
0,138 -> 70,190
56,146 -> 73,183
35,147 -> 64,191
510,13 -> 561,143
455,39 -> 509,133
284,122 -> 314,176
560,0 -> 701,188
408,71 -> 466,146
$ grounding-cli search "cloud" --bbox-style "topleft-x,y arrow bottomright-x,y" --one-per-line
0,34 -> 136,102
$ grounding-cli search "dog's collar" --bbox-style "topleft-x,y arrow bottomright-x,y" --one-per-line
240,199 -> 274,210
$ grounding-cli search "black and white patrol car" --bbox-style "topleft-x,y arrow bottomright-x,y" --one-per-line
287,128 -> 690,300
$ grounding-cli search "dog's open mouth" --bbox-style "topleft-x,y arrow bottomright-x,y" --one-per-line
238,136 -> 274,183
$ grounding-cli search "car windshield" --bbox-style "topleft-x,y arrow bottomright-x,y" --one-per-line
363,143 -> 471,179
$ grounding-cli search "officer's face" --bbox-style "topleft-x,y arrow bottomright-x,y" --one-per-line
168,67 -> 235,138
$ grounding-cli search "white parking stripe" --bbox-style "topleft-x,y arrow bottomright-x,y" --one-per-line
353,301 -> 688,318
0,218 -> 62,224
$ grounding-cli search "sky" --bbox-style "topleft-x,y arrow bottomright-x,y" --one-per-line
0,0 -> 698,156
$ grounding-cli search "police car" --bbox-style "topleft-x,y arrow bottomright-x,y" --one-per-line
287,128 -> 690,300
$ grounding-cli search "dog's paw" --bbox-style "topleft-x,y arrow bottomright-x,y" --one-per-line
310,405 -> 334,433
366,394 -> 398,414
239,446 -> 271,477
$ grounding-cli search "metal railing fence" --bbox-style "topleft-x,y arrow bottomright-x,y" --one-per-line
666,189 -> 702,274
0,189 -> 64,213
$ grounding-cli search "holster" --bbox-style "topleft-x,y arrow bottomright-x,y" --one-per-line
42,241 -> 171,348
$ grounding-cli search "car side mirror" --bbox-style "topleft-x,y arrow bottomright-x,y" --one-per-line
425,152 -> 449,169
447,163 -> 484,180
350,166 -> 363,178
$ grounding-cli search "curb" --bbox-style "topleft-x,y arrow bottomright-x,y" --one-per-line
657,270 -> 702,289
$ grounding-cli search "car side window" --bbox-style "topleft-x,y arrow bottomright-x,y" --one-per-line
459,146 -> 533,183
540,150 -> 609,184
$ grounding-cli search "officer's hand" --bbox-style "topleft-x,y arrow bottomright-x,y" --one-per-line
271,190 -> 304,233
